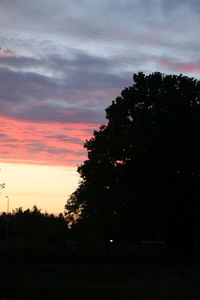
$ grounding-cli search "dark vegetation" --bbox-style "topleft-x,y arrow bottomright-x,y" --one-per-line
65,72 -> 200,259
0,72 -> 200,299
0,206 -> 71,261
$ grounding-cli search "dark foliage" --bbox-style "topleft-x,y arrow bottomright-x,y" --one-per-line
65,72 -> 200,253
0,206 -> 70,260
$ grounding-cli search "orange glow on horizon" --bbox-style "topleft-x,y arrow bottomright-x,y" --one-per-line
0,116 -> 100,213
0,163 -> 80,214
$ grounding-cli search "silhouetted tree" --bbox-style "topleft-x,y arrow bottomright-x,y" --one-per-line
65,72 -> 200,252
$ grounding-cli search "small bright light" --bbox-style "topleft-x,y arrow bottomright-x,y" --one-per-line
110,239 -> 113,243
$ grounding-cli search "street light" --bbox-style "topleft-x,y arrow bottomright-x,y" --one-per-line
6,196 -> 9,214
5,196 -> 10,243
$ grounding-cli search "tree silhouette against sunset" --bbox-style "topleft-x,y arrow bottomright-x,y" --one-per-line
65,72 -> 200,255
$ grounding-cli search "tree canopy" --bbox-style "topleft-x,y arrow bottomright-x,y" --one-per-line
65,72 -> 200,246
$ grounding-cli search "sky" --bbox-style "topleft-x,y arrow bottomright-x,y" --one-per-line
0,0 -> 199,213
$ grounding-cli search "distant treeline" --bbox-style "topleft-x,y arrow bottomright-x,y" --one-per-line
0,205 -> 69,243
0,205 -> 166,262
0,206 -> 77,261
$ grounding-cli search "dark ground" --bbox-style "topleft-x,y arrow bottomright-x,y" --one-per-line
1,261 -> 200,299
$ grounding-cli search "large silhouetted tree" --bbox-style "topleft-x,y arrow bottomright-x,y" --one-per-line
65,72 -> 200,250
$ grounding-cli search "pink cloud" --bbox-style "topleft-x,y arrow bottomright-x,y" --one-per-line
0,117 -> 99,167
0,49 -> 15,57
158,58 -> 200,74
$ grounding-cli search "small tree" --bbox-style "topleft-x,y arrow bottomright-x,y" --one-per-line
65,72 -> 200,247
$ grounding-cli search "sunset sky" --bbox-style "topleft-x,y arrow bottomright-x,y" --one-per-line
0,0 -> 199,213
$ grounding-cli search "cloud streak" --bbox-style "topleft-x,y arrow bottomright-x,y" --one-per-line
158,58 -> 200,74
0,117 -> 95,166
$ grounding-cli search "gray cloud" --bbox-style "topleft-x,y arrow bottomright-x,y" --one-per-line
25,142 -> 45,152
45,135 -> 83,144
0,133 -> 19,143
0,49 -> 130,124
161,0 -> 200,15
46,146 -> 83,155
5,103 -> 107,124
0,67 -> 59,104
0,0 -> 199,126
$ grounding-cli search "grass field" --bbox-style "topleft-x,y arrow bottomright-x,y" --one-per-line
1,262 -> 200,299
